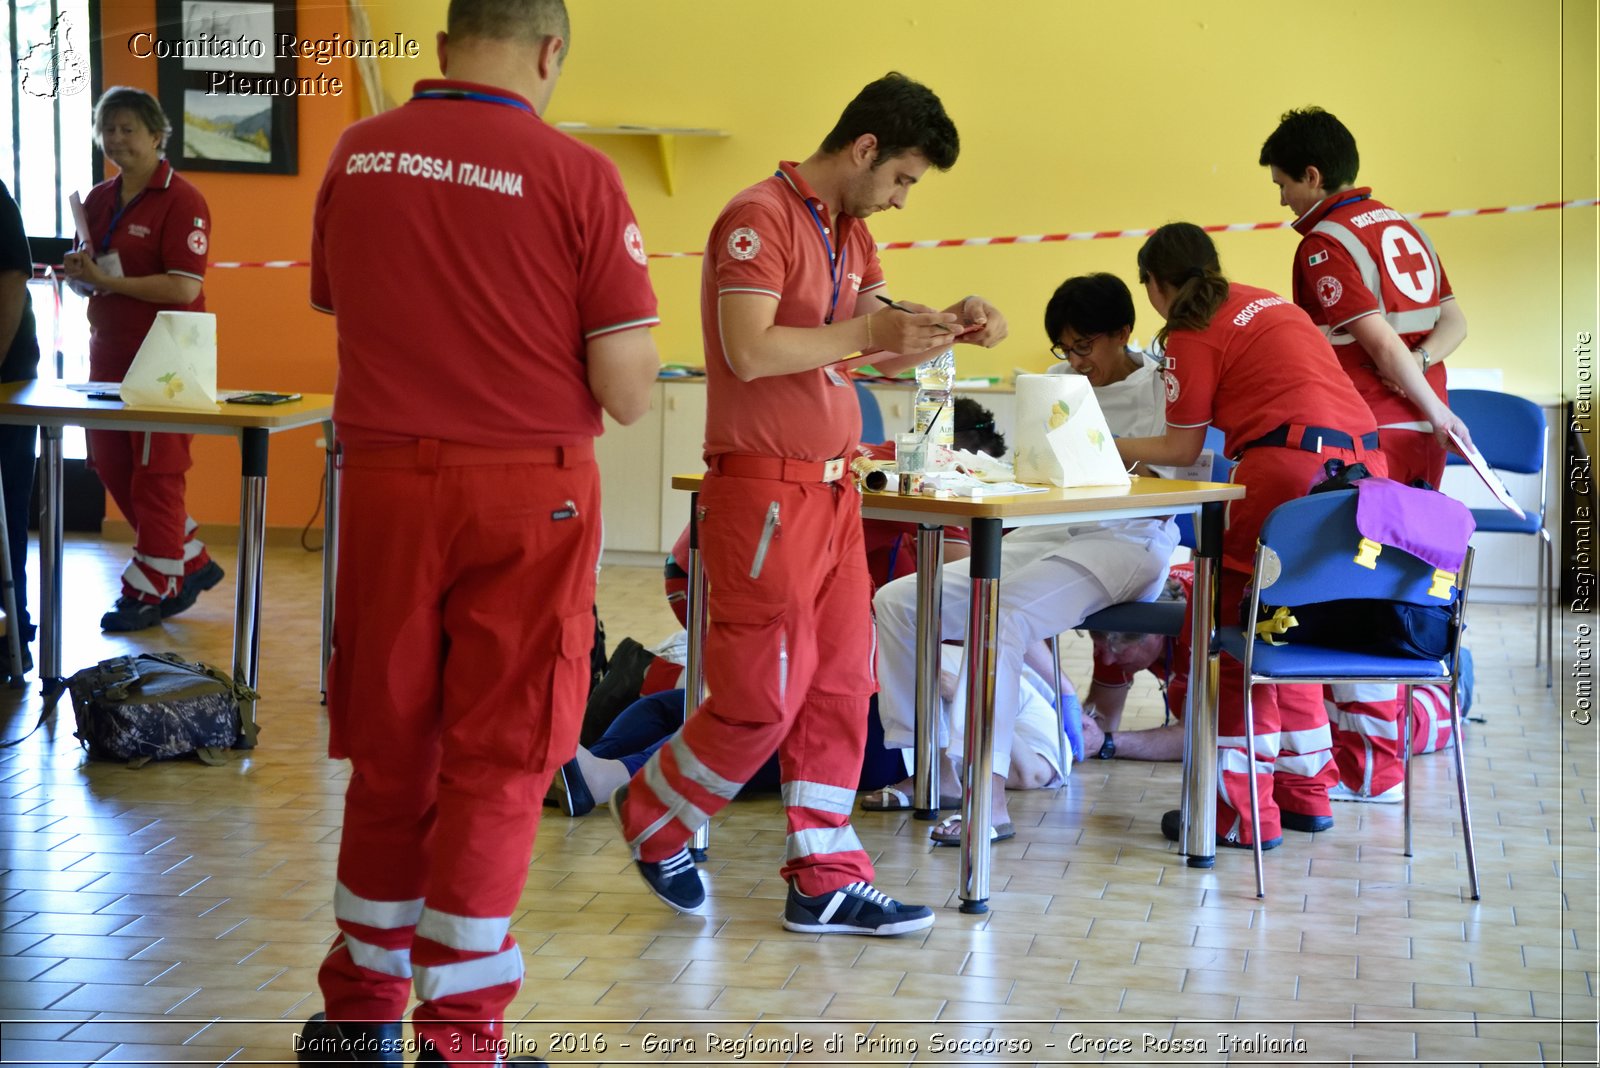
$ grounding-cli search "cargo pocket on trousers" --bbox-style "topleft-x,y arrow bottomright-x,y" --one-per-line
706,595 -> 790,724
537,610 -> 593,770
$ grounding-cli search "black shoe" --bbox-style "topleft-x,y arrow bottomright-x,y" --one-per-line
553,755 -> 595,817
1280,810 -> 1334,833
1161,809 -> 1283,851
100,595 -> 161,632
296,1013 -> 403,1065
782,880 -> 935,936
608,783 -> 706,913
161,559 -> 225,619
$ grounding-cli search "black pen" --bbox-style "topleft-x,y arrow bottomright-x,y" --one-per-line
875,293 -> 954,332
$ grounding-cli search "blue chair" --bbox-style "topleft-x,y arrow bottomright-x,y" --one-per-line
854,379 -> 887,445
1220,491 -> 1478,900
1445,389 -> 1552,687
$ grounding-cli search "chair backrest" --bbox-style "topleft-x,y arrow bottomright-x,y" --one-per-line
1254,491 -> 1461,609
1445,389 -> 1547,475
1174,426 -> 1235,548
854,379 -> 887,445
1203,424 -> 1234,482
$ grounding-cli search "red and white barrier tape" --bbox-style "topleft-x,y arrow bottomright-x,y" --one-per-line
45,196 -> 1600,270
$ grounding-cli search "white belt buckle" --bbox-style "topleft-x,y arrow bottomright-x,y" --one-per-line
822,458 -> 845,482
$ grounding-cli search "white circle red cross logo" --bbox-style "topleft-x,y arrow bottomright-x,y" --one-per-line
1316,275 -> 1343,308
186,229 -> 208,256
623,222 -> 647,266
728,227 -> 761,261
1380,225 -> 1435,303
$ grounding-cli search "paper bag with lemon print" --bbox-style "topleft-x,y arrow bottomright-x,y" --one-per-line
1012,373 -> 1130,489
120,311 -> 219,411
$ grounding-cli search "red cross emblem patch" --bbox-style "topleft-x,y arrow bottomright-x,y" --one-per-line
1315,275 -> 1343,308
728,226 -> 761,261
187,229 -> 208,256
624,222 -> 647,266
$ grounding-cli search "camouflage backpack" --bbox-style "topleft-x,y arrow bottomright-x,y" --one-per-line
67,653 -> 260,768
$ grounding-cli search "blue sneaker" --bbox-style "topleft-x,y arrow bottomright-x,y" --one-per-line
608,783 -> 705,913
782,880 -> 934,936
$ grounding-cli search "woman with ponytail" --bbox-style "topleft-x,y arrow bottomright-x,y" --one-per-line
1115,222 -> 1383,850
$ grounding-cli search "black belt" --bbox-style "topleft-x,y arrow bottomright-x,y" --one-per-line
1236,423 -> 1379,458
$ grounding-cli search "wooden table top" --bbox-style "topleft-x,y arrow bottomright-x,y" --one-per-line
671,471 -> 1243,519
0,381 -> 333,433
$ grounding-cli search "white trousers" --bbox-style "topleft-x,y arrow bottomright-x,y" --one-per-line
874,520 -> 1175,778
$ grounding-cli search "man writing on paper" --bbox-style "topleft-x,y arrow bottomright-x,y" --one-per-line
610,72 -> 1006,935
301,1 -> 659,1062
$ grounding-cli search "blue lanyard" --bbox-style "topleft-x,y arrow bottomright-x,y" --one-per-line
776,170 -> 848,324
1325,192 -> 1369,215
101,179 -> 146,252
412,87 -> 534,113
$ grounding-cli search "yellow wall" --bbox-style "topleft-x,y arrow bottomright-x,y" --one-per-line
360,0 -> 1595,399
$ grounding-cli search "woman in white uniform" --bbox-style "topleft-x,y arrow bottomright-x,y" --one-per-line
872,273 -> 1179,841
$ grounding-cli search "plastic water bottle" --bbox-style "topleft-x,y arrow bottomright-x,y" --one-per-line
913,349 -> 955,467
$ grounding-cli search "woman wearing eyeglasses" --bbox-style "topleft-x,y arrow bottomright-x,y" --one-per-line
1113,222 -> 1383,851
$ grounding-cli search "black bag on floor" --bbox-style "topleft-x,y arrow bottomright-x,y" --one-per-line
67,653 -> 260,767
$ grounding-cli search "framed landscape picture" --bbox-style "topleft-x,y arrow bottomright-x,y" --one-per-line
154,0 -> 298,175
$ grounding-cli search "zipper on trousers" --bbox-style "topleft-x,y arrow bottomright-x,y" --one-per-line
749,501 -> 780,579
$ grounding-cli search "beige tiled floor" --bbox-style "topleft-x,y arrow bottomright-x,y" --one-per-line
0,534 -> 1594,1066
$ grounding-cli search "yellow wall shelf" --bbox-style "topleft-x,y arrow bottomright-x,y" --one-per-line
554,123 -> 729,195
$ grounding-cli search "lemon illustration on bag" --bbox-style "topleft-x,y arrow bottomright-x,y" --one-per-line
157,371 -> 185,400
1047,400 -> 1071,429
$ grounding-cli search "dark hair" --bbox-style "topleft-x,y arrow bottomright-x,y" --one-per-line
819,72 -> 959,171
448,0 -> 569,58
1136,223 -> 1231,348
93,87 -> 170,151
953,397 -> 1005,458
1258,106 -> 1359,192
1043,272 -> 1135,345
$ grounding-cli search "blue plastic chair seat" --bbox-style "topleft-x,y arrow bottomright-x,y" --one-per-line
1467,507 -> 1543,535
1219,628 -> 1448,680
1080,599 -> 1185,637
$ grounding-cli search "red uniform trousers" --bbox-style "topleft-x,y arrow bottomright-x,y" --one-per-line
1327,427 -> 1445,796
1215,445 -> 1389,844
86,428 -> 212,603
618,471 -> 877,897
318,440 -> 600,1064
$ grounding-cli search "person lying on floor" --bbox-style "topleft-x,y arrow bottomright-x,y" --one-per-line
861,644 -> 1084,845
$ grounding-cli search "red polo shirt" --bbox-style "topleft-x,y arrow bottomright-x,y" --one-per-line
311,79 -> 660,448
1164,283 -> 1376,456
701,162 -> 886,462
1289,188 -> 1452,426
80,158 -> 209,377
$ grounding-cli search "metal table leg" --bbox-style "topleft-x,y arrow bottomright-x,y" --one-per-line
685,493 -> 710,860
39,426 -> 63,697
911,522 -> 945,820
958,516 -> 1002,913
233,427 -> 268,737
1180,500 -> 1223,867
320,420 -> 338,703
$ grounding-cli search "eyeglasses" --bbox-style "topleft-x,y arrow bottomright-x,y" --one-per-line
1050,334 -> 1102,361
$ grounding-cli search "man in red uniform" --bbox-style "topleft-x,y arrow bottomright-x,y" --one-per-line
1260,107 -> 1474,804
300,2 -> 659,1063
611,72 -> 1006,935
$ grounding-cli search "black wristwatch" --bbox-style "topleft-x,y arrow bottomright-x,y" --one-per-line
1095,732 -> 1116,760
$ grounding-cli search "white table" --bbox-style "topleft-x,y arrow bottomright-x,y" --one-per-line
673,473 -> 1245,911
0,382 -> 335,731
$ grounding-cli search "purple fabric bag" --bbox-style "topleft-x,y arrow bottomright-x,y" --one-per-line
1352,478 -> 1475,572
